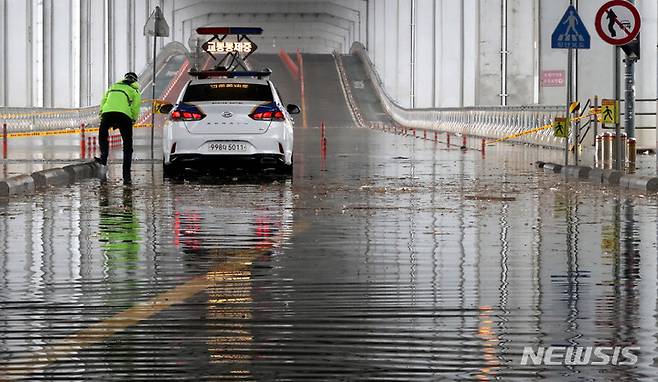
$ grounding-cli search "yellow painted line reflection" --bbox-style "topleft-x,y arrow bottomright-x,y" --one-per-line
1,221 -> 309,380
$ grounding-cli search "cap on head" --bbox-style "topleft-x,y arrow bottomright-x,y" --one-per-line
124,72 -> 138,83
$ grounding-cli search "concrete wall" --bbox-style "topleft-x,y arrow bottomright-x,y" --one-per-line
0,0 -> 655,123
368,0 -> 657,115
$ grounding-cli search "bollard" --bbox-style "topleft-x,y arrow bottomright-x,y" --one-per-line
423,130 -> 427,140
434,131 -> 438,142
320,122 -> 327,154
462,134 -> 467,148
2,123 -> 7,160
595,134 -> 603,167
320,122 -> 324,148
446,133 -> 450,147
481,139 -> 486,154
603,133 -> 612,168
619,132 -> 627,166
628,137 -> 637,167
92,136 -> 97,157
80,123 -> 86,158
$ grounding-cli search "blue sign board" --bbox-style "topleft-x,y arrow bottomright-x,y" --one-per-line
551,6 -> 591,49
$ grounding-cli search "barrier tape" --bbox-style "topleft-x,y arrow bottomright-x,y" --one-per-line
6,123 -> 155,139
486,111 -> 600,145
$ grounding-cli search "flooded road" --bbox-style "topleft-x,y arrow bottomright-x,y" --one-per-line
0,126 -> 657,381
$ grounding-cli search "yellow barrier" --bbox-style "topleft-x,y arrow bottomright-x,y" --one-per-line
486,111 -> 599,145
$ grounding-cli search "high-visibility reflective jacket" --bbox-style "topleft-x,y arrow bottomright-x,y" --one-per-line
100,81 -> 142,122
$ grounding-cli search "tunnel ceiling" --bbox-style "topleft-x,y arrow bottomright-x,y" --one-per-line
173,0 -> 367,53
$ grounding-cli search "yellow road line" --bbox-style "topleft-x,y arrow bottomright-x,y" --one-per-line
0,221 -> 309,381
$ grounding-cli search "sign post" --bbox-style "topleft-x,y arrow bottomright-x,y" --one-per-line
144,6 -> 170,160
594,0 -> 641,170
551,4 -> 591,166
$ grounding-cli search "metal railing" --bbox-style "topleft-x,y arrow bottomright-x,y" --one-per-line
350,42 -> 566,149
0,42 -> 189,133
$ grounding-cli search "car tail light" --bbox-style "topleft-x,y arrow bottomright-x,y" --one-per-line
170,103 -> 206,121
249,103 -> 285,121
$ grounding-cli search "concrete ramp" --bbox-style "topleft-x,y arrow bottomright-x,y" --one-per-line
339,55 -> 394,125
249,54 -> 353,128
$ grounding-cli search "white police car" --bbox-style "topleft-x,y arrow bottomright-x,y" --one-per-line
161,70 -> 299,176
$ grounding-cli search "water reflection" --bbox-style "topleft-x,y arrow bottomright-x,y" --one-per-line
0,128 -> 657,380
99,186 -> 141,273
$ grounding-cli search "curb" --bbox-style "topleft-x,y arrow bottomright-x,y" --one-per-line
32,168 -> 72,189
1,161 -> 98,200
542,163 -> 562,173
588,168 -> 623,185
539,162 -> 658,192
0,175 -> 36,197
619,175 -> 658,192
562,165 -> 591,179
63,162 -> 99,182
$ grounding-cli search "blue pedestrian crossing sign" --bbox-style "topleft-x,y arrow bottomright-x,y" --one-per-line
551,6 -> 591,49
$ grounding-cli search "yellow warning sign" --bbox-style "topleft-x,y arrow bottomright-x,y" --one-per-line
601,99 -> 618,124
569,101 -> 581,114
554,117 -> 569,138
153,100 -> 171,114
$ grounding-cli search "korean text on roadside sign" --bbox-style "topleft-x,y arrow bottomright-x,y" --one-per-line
541,70 -> 565,87
554,117 -> 569,138
551,6 -> 591,49
595,0 -> 641,46
601,99 -> 619,124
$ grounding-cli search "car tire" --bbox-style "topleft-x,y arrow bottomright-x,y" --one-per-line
163,160 -> 178,178
278,155 -> 293,175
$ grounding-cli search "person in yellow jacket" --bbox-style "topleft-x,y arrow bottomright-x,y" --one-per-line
97,72 -> 141,184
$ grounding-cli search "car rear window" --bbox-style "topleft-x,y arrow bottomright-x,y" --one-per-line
183,83 -> 273,102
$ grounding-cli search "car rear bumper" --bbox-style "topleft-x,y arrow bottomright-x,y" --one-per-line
169,153 -> 286,168
162,118 -> 293,167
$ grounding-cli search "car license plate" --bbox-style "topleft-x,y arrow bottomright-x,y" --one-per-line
207,142 -> 248,153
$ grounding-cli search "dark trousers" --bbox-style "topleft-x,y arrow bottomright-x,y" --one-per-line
100,112 -> 134,179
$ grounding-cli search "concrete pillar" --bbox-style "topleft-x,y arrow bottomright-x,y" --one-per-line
506,0 -> 534,105
5,0 -> 32,106
414,0 -> 435,108
46,0 -> 76,107
463,0 -> 479,107
439,0 -> 464,107
478,0 -> 501,105
0,0 -> 6,107
433,1 -> 442,107
383,0 -> 398,102
396,0 -> 411,108
372,1 -> 385,90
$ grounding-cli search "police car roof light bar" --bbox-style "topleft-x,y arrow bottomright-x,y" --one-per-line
188,69 -> 272,79
196,27 -> 263,35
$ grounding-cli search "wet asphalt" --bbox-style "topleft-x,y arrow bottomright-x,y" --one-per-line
0,126 -> 657,381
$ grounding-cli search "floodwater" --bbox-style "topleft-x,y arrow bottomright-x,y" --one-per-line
0,127 -> 657,381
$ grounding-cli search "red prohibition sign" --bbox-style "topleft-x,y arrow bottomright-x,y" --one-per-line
595,0 -> 641,46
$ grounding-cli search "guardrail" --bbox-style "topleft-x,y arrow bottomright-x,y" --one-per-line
350,42 -> 567,149
0,42 -> 189,134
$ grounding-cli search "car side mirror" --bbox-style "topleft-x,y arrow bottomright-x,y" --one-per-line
286,104 -> 301,115
159,103 -> 174,114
